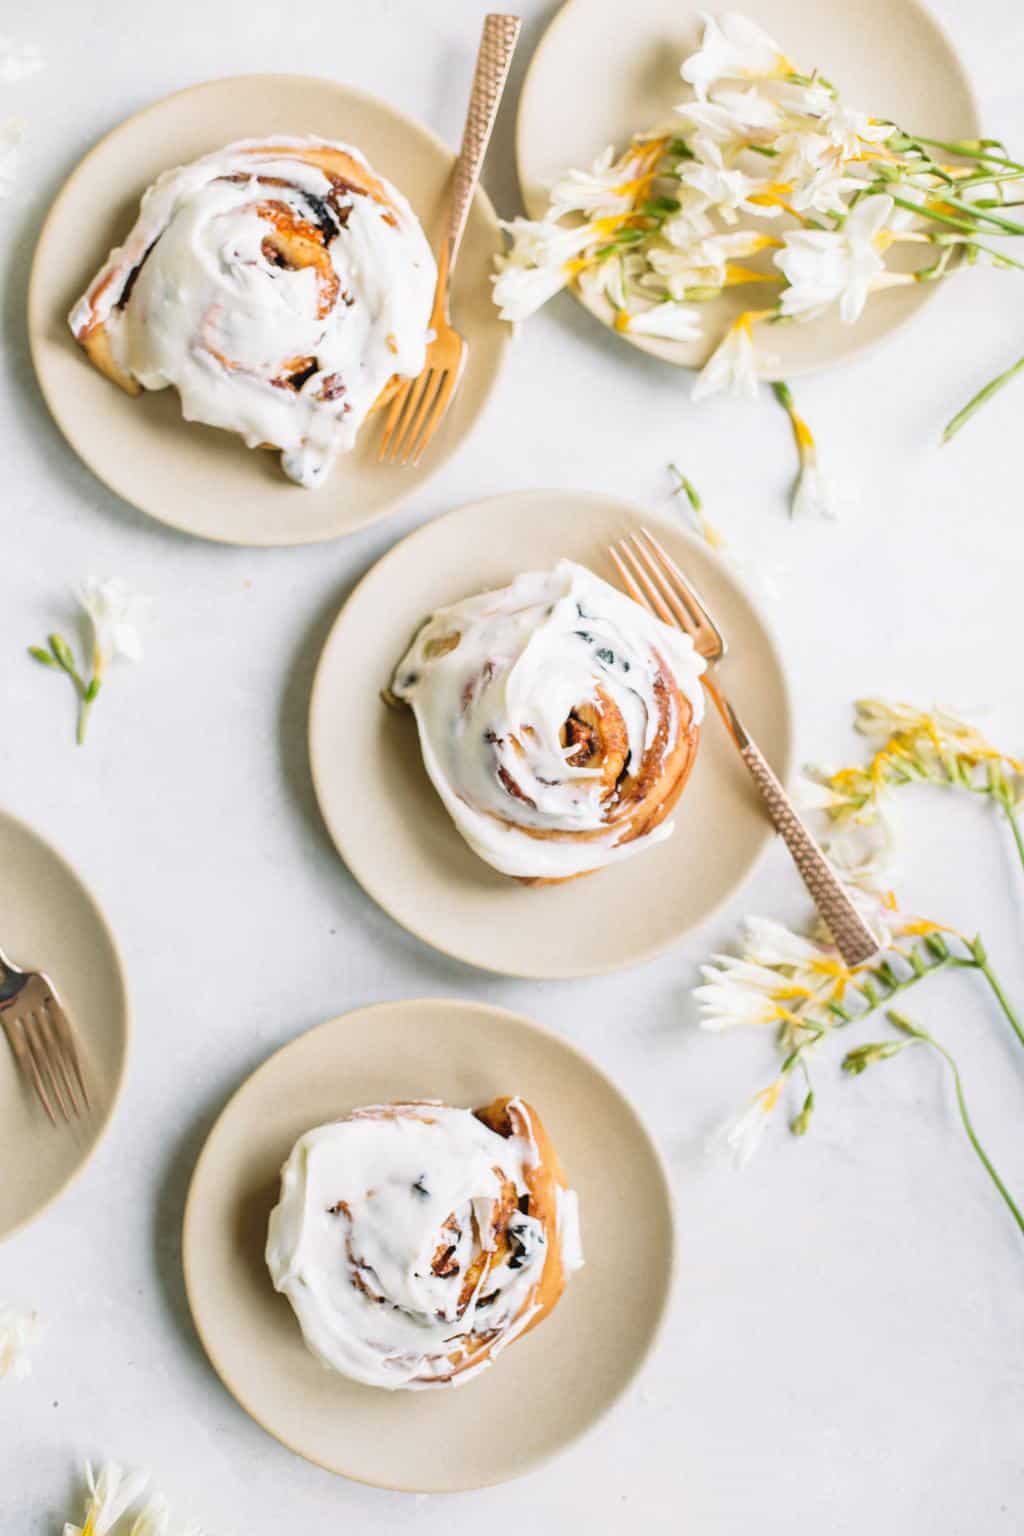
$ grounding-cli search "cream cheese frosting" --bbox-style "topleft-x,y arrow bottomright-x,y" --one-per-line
266,1100 -> 583,1391
69,137 -> 435,487
391,559 -> 706,879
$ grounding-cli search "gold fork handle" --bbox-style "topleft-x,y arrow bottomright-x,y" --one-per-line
448,13 -> 521,268
720,696 -> 880,968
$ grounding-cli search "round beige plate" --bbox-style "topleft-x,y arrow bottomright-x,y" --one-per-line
29,76 -> 509,546
0,808 -> 130,1243
516,0 -> 980,375
310,489 -> 793,978
183,998 -> 675,1491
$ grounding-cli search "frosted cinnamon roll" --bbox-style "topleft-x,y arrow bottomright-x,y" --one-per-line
266,1097 -> 582,1390
68,137 -> 435,487
390,559 -> 705,882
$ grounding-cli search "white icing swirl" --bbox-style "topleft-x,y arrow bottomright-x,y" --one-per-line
392,559 -> 706,880
69,137 -> 435,487
266,1100 -> 583,1391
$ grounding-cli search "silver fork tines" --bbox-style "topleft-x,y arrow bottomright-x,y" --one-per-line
0,952 -> 89,1125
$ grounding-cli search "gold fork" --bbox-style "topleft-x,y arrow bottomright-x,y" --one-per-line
609,528 -> 880,968
378,12 -> 521,466
0,946 -> 89,1125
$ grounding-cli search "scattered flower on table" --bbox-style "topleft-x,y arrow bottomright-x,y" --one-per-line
0,1303 -> 41,1381
62,1463 -> 210,1536
63,1462 -> 150,1536
494,11 -> 1024,501
29,577 -> 149,745
699,700 -> 1024,1233
800,699 -> 1024,876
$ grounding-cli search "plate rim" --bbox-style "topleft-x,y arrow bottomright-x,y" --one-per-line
513,0 -> 983,378
0,805 -> 132,1245
181,995 -> 679,1492
27,72 -> 511,548
308,486 -> 796,979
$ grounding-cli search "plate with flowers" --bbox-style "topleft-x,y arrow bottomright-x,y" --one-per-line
513,0 -> 980,385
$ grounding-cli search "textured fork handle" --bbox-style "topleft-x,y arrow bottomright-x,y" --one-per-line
724,699 -> 880,968
448,13 -> 521,268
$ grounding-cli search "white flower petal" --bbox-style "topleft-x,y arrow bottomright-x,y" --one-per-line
624,301 -> 703,341
692,317 -> 760,401
681,13 -> 790,99
0,1305 -> 41,1381
79,577 -> 149,671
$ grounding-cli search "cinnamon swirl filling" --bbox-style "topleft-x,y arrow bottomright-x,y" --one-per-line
266,1097 -> 582,1390
68,137 -> 435,487
391,560 -> 706,882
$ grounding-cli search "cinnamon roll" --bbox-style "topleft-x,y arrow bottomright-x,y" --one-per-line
390,560 -> 705,882
266,1097 -> 582,1390
68,138 -> 435,487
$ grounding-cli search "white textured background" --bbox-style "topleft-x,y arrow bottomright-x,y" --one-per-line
3,0 -> 1024,1530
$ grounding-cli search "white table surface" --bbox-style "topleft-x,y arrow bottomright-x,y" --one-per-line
4,1 -> 1024,1529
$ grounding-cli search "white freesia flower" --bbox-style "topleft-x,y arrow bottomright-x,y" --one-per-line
712,1080 -> 785,1167
549,145 -> 639,219
127,1497 -> 171,1536
792,457 -> 838,518
788,162 -> 862,217
820,102 -> 895,159
622,301 -> 703,341
678,160 -> 780,222
772,78 -> 836,118
674,90 -> 778,147
692,315 -> 760,400
577,251 -> 628,310
695,913 -> 849,1033
494,218 -> 599,322
0,35 -> 43,82
64,1463 -> 150,1536
0,1305 -> 41,1381
79,577 -> 148,673
776,193 -> 893,323
649,229 -> 777,297
662,200 -> 716,245
681,12 -> 791,98
0,118 -> 22,199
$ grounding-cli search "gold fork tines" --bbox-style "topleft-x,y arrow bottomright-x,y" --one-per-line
377,241 -> 467,466
608,529 -> 880,970
377,14 -> 520,467
0,964 -> 89,1126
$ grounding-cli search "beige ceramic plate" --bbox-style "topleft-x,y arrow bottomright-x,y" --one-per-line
183,998 -> 675,1491
310,489 -> 793,978
516,0 -> 980,375
29,75 -> 509,546
0,808 -> 130,1242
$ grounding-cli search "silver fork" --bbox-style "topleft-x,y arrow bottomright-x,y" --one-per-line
0,947 -> 89,1125
609,528 -> 880,969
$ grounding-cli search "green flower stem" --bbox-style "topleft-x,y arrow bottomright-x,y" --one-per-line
966,938 -> 1024,1054
888,1012 -> 1024,1238
76,678 -> 101,746
1001,795 -> 1024,877
943,354 -> 1024,443
898,136 -> 1024,174
929,194 -> 1024,237
888,194 -> 977,235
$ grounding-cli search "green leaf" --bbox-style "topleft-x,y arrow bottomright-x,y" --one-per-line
28,646 -> 57,667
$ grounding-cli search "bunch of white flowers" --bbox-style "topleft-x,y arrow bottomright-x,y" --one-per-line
495,12 -> 1024,433
62,1462 -> 209,1536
